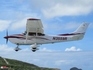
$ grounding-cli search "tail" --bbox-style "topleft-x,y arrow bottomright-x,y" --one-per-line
72,23 -> 90,40
74,23 -> 90,33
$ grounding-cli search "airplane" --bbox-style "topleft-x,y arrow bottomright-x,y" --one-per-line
4,18 -> 89,52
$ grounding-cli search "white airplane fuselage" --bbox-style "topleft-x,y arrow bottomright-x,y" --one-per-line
4,23 -> 89,52
6,33 -> 84,45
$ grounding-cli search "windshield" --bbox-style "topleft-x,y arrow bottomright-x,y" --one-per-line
23,31 -> 27,35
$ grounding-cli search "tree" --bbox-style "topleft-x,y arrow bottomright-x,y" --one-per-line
70,67 -> 82,70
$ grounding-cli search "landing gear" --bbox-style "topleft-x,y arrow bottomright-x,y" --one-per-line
31,47 -> 38,52
14,45 -> 21,52
32,49 -> 36,52
31,43 -> 39,52
14,43 -> 39,52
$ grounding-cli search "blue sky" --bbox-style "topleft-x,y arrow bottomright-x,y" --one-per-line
0,0 -> 93,70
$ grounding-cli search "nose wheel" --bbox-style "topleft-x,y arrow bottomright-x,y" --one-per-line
32,49 -> 36,52
14,45 -> 21,52
31,43 -> 39,52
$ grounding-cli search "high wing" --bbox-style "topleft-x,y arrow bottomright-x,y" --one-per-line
26,18 -> 44,36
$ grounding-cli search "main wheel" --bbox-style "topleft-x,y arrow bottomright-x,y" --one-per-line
14,46 -> 21,52
32,50 -> 36,52
15,49 -> 19,52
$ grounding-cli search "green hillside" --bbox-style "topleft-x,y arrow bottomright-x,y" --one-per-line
0,57 -> 60,70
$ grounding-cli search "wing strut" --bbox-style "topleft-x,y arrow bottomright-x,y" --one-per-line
36,28 -> 39,36
26,29 -> 29,43
36,28 -> 37,36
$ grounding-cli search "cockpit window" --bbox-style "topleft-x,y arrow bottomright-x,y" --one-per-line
28,32 -> 45,36
23,32 -> 45,36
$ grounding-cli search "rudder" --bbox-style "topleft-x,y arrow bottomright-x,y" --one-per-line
74,23 -> 90,33
72,23 -> 90,40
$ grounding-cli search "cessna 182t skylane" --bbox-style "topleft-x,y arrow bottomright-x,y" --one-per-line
4,18 -> 89,52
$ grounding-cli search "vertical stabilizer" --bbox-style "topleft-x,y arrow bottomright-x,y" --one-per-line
72,23 -> 89,40
74,23 -> 89,33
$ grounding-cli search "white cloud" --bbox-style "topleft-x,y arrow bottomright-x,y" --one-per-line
10,13 -> 41,31
1,0 -> 93,19
55,60 -> 67,66
41,0 -> 93,18
39,47 -> 55,52
0,44 -> 30,53
44,22 -> 80,34
65,46 -> 82,52
10,18 -> 27,30
64,22 -> 80,30
0,44 -> 13,52
55,60 -> 75,66
0,20 -> 11,32
0,45 -> 93,70
8,18 -> 80,34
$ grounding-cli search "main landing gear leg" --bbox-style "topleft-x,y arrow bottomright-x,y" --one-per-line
14,45 -> 21,52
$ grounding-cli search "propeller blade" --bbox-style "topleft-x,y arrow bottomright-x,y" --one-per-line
6,30 -> 8,44
6,30 -> 8,36
6,38 -> 8,44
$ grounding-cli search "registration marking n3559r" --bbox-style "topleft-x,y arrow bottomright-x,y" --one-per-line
53,37 -> 67,40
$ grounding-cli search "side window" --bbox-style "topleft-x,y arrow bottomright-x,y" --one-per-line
28,32 -> 45,36
28,32 -> 36,36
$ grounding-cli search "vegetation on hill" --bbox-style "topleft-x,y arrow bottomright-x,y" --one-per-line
70,67 -> 82,70
0,57 -> 60,70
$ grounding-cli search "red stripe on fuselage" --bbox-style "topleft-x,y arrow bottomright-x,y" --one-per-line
58,33 -> 84,36
4,35 -> 50,40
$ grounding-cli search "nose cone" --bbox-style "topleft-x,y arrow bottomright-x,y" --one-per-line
4,36 -> 8,39
4,36 -> 9,44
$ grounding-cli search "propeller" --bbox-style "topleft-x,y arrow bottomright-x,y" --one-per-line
4,30 -> 9,44
6,30 -> 8,44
